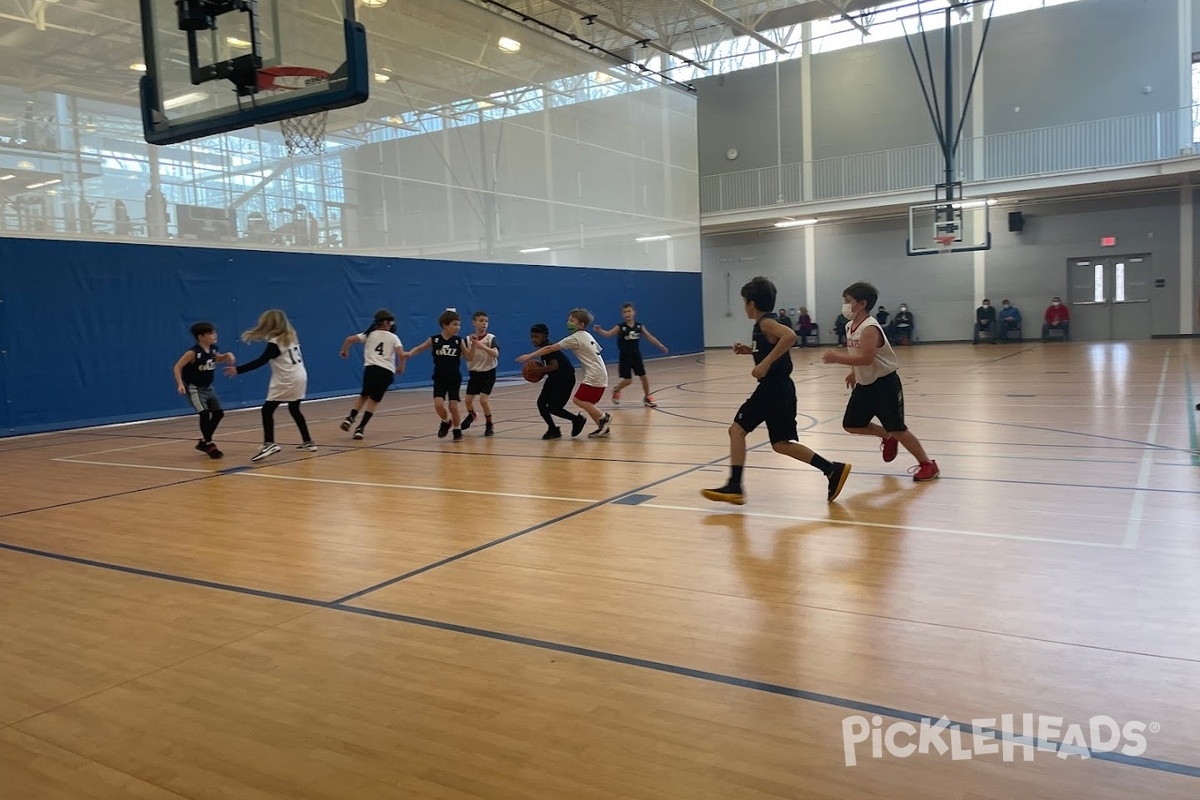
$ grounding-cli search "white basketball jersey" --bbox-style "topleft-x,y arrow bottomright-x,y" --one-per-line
558,330 -> 607,387
466,332 -> 498,372
359,330 -> 402,370
846,316 -> 898,386
267,336 -> 308,400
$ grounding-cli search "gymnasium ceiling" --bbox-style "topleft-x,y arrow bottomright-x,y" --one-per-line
0,0 -> 880,115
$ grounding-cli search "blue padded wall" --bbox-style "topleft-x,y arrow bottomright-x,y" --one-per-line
0,237 -> 703,436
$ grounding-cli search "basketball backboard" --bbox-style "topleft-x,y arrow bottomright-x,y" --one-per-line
906,199 -> 992,256
138,0 -> 369,146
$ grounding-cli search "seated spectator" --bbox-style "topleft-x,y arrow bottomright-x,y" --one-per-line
777,308 -> 792,332
998,299 -> 1022,342
834,313 -> 849,347
1042,297 -> 1071,341
875,306 -> 890,327
796,307 -> 816,346
889,304 -> 915,344
973,299 -> 996,344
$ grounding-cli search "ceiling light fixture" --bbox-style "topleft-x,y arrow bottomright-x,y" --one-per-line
519,246 -> 550,254
773,218 -> 818,228
498,36 -> 522,53
635,234 -> 671,242
361,0 -> 388,6
373,72 -> 390,83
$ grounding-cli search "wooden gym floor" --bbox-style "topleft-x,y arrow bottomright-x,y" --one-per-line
1,339 -> 1199,799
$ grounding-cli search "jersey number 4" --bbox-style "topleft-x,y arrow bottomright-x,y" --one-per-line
374,342 -> 387,356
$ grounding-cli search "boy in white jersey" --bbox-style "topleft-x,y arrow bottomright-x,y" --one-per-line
462,310 -> 499,436
822,282 -> 939,481
338,309 -> 406,440
517,307 -> 611,438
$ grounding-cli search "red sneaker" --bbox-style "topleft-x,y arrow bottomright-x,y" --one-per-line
881,436 -> 898,463
910,460 -> 940,482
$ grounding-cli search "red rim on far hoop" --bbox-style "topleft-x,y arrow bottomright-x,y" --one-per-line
258,66 -> 330,156
934,234 -> 956,252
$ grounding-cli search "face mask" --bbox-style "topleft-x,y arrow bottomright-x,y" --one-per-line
982,304 -> 990,309
841,303 -> 853,318
900,306 -> 907,312
567,322 -> 579,333
1003,304 -> 1010,308
1052,301 -> 1060,306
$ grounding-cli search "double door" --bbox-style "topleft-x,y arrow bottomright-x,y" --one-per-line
1066,255 -> 1152,341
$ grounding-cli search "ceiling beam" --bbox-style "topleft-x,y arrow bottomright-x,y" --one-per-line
672,0 -> 788,54
535,0 -> 705,68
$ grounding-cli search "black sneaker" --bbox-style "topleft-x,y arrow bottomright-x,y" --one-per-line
702,483 -> 745,505
205,442 -> 224,459
484,422 -> 494,437
461,411 -> 477,430
340,418 -> 352,432
542,427 -> 562,440
353,429 -> 364,440
195,439 -> 208,453
826,462 -> 851,502
570,416 -> 586,437
437,420 -> 451,438
452,429 -> 463,441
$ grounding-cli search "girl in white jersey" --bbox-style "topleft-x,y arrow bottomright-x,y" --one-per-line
822,282 -> 939,482
339,309 -> 406,440
517,307 -> 612,438
226,309 -> 315,462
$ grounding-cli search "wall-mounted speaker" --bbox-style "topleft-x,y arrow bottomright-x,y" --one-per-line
1008,211 -> 1025,232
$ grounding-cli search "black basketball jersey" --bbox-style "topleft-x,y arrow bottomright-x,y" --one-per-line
617,322 -> 644,354
181,344 -> 219,387
541,350 -> 575,386
751,313 -> 792,382
430,334 -> 464,377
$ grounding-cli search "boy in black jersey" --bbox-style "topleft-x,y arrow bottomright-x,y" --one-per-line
594,302 -> 668,407
172,321 -> 237,458
404,309 -> 474,441
528,323 -> 587,439
702,277 -> 851,505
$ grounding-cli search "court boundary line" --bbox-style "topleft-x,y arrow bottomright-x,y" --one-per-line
1185,355 -> 1199,467
0,538 -> 1196,782
1124,351 -> 1171,548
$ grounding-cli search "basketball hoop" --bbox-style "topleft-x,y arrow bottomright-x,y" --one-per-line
934,234 -> 956,253
258,66 -> 330,156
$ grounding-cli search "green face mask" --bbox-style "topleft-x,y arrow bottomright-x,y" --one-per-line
566,322 -> 579,333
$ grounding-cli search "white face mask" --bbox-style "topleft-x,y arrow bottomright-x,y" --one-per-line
1052,301 -> 1060,306
899,306 -> 908,312
841,302 -> 854,318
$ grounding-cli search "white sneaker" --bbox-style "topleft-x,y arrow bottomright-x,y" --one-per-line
296,442 -> 318,452
588,413 -> 612,438
251,443 -> 281,462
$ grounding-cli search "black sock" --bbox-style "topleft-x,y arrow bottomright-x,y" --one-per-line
485,415 -> 492,422
729,465 -> 744,487
810,454 -> 833,475
348,408 -> 358,420
358,411 -> 373,430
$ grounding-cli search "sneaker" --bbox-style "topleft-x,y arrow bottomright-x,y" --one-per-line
612,389 -> 621,405
643,396 -> 657,408
437,420 -> 451,438
452,429 -> 463,441
484,422 -> 494,437
542,427 -> 562,440
881,437 -> 898,463
251,443 -> 281,462
340,418 -> 352,432
195,439 -> 208,453
702,483 -> 745,505
570,416 -> 586,437
296,441 -> 318,452
911,460 -> 940,482
205,442 -> 224,460
353,429 -> 364,440
588,413 -> 612,438
462,411 -> 477,430
826,462 -> 851,502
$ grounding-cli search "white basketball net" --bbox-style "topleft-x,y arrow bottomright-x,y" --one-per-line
280,112 -> 328,156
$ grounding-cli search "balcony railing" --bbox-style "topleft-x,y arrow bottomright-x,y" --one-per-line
700,107 -> 1193,214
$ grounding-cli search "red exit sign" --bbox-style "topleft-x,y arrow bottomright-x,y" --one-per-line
1101,236 -> 1117,247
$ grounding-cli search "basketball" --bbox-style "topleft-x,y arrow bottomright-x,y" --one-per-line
522,360 -> 543,383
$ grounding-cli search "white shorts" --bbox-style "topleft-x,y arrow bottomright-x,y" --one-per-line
267,380 -> 307,402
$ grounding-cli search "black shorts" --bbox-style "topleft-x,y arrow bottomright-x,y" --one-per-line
734,379 -> 798,444
843,370 -> 907,432
466,369 -> 497,396
618,351 -> 646,379
539,379 -> 574,410
360,365 -> 394,403
432,373 -> 462,402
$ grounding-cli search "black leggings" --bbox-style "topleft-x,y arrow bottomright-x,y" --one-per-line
538,392 -> 578,429
262,400 -> 311,443
198,408 -> 225,442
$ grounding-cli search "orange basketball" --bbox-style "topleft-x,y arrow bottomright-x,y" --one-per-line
522,360 -> 543,383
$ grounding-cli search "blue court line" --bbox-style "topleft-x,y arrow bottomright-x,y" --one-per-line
613,493 -> 655,506
2,536 -> 1198,780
